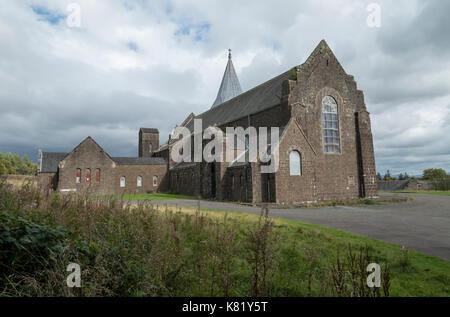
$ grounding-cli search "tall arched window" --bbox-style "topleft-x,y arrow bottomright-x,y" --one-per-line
137,176 -> 142,187
120,176 -> 126,188
75,168 -> 81,184
149,143 -> 153,153
153,176 -> 158,187
85,169 -> 91,183
95,169 -> 101,183
289,151 -> 302,176
322,96 -> 341,153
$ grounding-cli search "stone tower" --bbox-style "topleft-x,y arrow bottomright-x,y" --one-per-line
139,128 -> 159,158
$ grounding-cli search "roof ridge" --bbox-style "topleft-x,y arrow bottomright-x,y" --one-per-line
197,68 -> 292,120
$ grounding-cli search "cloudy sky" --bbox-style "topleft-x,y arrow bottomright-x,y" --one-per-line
0,0 -> 449,176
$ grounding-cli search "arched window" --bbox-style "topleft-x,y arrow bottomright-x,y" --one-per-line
120,176 -> 126,188
85,169 -> 91,183
289,151 -> 302,176
322,96 -> 341,153
153,176 -> 158,187
149,143 -> 153,153
95,169 -> 100,183
75,168 -> 81,184
137,176 -> 142,187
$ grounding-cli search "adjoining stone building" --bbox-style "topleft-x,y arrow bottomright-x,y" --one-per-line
38,40 -> 378,204
38,132 -> 167,195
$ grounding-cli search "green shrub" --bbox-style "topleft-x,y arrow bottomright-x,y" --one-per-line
0,210 -> 67,282
432,178 -> 450,191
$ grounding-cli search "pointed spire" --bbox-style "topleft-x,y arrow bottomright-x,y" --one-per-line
211,49 -> 243,108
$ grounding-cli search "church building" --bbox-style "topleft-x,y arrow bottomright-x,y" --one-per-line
38,40 -> 377,204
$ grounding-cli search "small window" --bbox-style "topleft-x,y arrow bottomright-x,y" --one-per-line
149,143 -> 153,153
75,168 -> 81,184
153,176 -> 158,187
95,169 -> 100,183
120,176 -> 126,188
85,169 -> 91,183
289,151 -> 302,176
137,176 -> 142,187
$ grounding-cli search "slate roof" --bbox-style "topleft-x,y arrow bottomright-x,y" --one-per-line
182,40 -> 342,135
112,157 -> 167,165
39,153 -> 167,173
212,50 -> 243,108
40,152 -> 68,173
186,69 -> 290,132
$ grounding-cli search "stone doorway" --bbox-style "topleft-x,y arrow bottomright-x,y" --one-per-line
261,173 -> 276,203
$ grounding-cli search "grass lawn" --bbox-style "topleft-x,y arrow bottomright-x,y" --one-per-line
158,206 -> 450,297
382,190 -> 450,196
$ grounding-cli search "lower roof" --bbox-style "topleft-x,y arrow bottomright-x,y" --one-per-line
40,152 -> 68,173
40,152 -> 167,173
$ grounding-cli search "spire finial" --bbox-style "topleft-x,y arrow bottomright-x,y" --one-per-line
228,48 -> 232,60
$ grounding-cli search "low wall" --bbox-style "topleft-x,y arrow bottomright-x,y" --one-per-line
377,179 -> 433,191
2,174 -> 37,187
377,180 -> 409,191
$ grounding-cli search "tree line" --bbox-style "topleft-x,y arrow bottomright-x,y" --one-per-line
377,168 -> 449,191
0,153 -> 37,176
377,168 -> 449,181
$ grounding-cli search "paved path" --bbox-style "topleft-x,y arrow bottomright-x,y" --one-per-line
146,193 -> 450,260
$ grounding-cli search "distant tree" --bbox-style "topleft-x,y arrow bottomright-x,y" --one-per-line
398,173 -> 405,180
0,159 -> 7,176
0,152 -> 37,176
404,173 -> 410,180
383,170 -> 395,181
22,155 -> 37,175
423,168 -> 447,180
376,172 -> 382,181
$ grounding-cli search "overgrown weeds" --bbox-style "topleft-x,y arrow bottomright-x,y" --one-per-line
330,245 -> 390,297
0,181 -> 448,297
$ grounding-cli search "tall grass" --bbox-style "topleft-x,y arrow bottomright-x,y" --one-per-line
5,177 -> 444,297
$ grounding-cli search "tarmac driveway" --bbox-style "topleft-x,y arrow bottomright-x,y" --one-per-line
148,193 -> 450,260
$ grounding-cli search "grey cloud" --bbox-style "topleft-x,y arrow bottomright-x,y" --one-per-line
0,0 -> 449,176
378,1 -> 450,57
